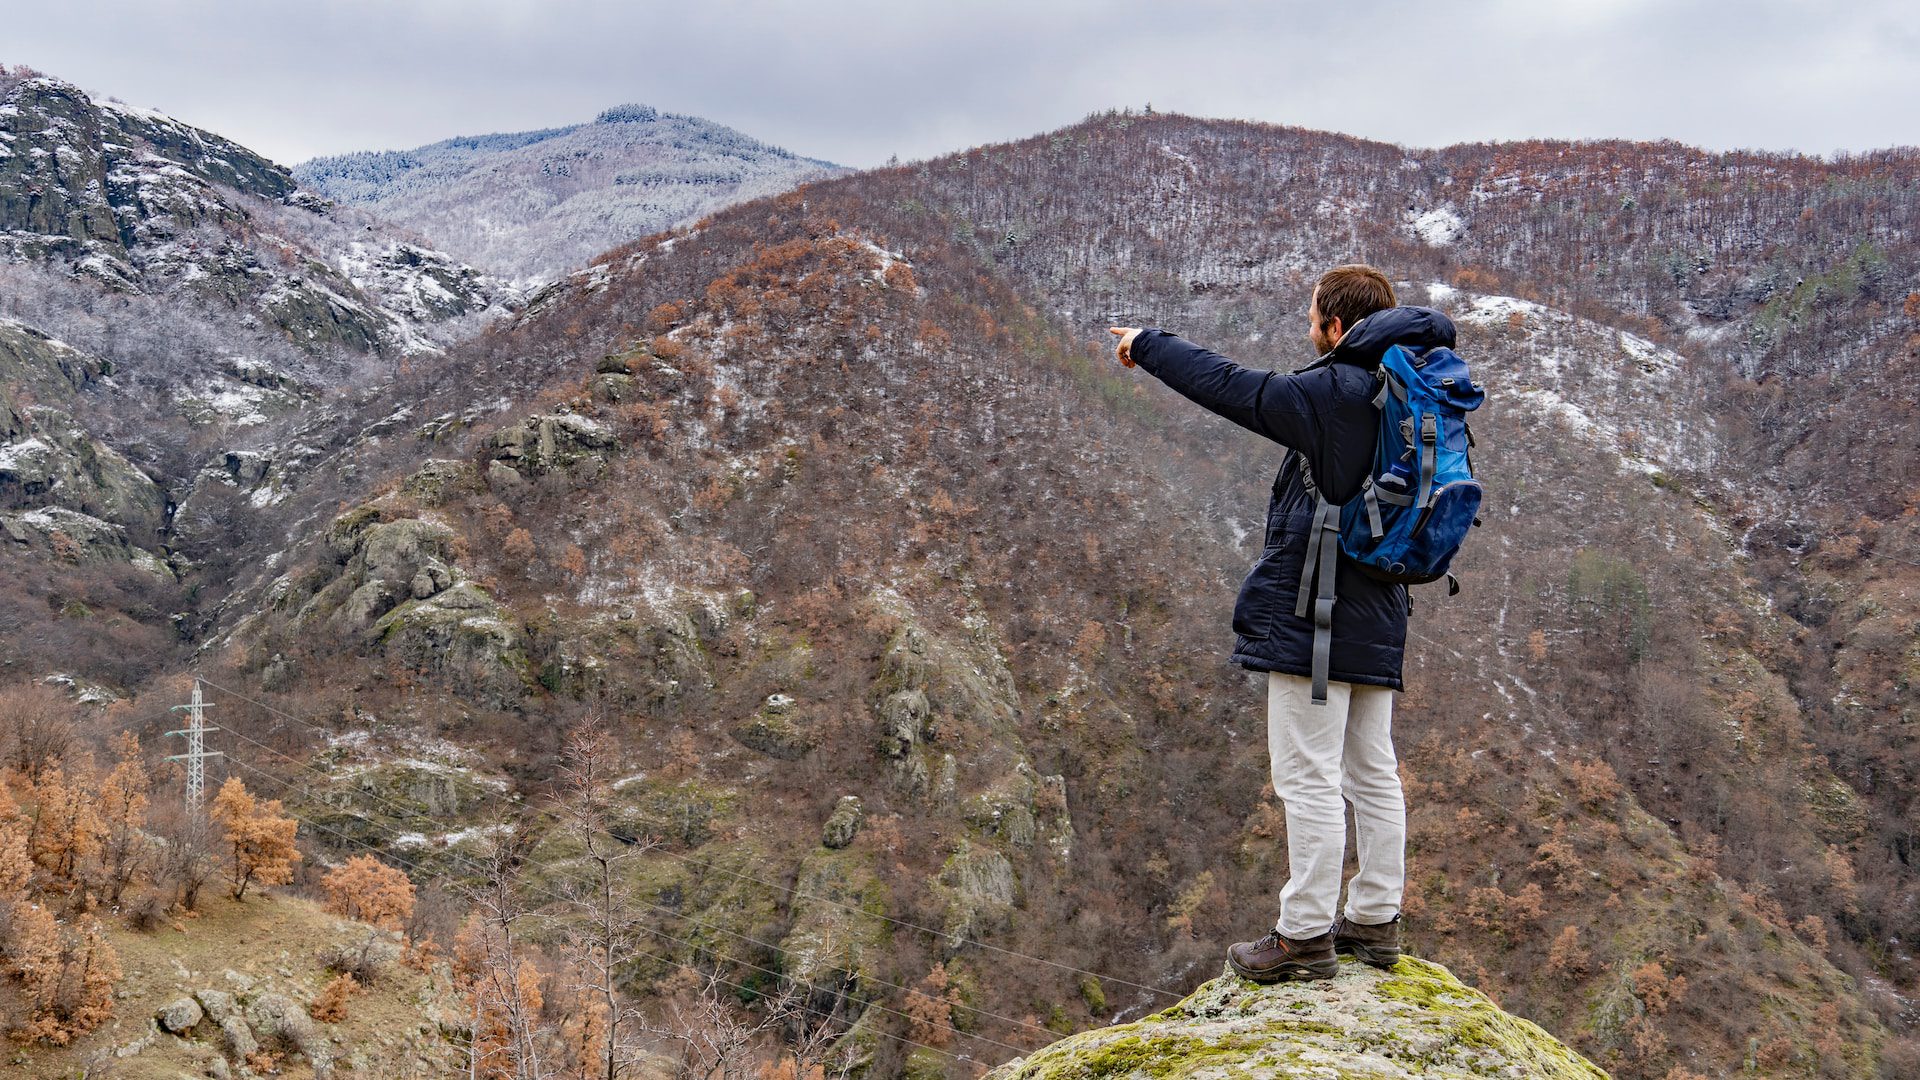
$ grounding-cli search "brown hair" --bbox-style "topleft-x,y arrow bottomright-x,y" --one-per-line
1313,264 -> 1396,334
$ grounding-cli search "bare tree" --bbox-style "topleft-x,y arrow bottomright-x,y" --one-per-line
457,835 -> 550,1080
552,718 -> 654,1080
644,974 -> 788,1080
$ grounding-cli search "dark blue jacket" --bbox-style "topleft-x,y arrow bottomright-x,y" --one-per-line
1131,306 -> 1457,691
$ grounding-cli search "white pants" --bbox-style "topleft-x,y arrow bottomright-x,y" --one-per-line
1267,671 -> 1405,938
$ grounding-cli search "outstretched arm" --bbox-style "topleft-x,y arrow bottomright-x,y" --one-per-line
1109,327 -> 1319,451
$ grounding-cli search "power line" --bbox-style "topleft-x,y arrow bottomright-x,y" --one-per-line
190,673 -> 1187,1006
162,676 -> 222,813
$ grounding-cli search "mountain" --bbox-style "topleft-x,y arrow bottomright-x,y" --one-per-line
294,104 -> 848,283
3,83 -> 1915,1079
177,113 -> 1907,1077
0,66 -> 515,688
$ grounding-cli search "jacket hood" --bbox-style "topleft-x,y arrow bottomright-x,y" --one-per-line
1298,305 -> 1457,371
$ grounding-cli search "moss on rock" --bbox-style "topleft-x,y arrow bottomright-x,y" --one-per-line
985,956 -> 1609,1080
779,847 -> 891,1003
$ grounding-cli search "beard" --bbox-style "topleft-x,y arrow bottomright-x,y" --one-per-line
1309,323 -> 1335,354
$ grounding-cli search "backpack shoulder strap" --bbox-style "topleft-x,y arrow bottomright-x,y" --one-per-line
1293,494 -> 1340,705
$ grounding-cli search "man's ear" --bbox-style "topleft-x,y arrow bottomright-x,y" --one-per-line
1326,315 -> 1344,342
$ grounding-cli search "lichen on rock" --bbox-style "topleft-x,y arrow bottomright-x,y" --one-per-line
986,955 -> 1609,1080
483,410 -> 620,482
822,795 -> 864,849
778,846 -> 891,1008
933,839 -> 1016,951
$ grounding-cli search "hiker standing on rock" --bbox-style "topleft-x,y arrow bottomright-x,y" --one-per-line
1111,265 -> 1461,982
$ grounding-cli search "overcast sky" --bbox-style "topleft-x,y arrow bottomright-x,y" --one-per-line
7,0 -> 1915,169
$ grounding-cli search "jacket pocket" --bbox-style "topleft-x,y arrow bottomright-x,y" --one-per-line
1232,546 -> 1294,640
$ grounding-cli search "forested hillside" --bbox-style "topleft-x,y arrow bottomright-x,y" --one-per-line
2,84 -> 1914,1078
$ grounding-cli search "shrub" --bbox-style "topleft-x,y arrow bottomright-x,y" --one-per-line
311,973 -> 359,1023
319,854 -> 415,931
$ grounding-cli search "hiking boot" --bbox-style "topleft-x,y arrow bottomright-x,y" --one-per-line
1226,926 -> 1337,983
1332,913 -> 1402,969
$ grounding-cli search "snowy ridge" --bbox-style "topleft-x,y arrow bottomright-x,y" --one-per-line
294,103 -> 847,282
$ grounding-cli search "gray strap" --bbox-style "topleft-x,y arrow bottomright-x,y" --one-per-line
1295,498 -> 1332,619
1371,487 -> 1415,507
1363,481 -> 1384,540
1309,514 -> 1339,705
1416,414 -> 1437,509
1371,376 -> 1390,409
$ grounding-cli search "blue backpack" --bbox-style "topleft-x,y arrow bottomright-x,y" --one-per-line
1296,343 -> 1485,702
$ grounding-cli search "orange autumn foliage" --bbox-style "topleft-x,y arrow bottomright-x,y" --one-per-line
320,854 -> 416,931
208,777 -> 300,900
5,907 -> 119,1045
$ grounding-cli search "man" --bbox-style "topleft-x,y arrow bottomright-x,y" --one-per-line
1110,264 -> 1455,982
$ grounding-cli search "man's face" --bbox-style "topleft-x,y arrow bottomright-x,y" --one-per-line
1307,291 -> 1341,354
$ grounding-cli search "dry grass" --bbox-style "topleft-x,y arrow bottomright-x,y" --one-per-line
0,890 -> 460,1079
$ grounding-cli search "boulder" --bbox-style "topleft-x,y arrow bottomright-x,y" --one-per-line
778,847 -> 891,1006
357,517 -> 456,586
483,412 -> 619,480
192,987 -> 237,1023
248,991 -> 331,1075
984,956 -> 1609,1080
589,372 -> 637,403
730,708 -> 815,761
822,796 -> 864,849
399,458 -> 469,507
156,995 -> 204,1034
372,581 -> 533,709
487,459 -> 525,489
876,689 -> 929,759
934,840 -> 1016,951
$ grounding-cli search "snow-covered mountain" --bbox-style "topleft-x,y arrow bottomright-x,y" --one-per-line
295,104 -> 847,283
0,68 -> 518,611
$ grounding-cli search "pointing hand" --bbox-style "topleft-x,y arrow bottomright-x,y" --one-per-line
1109,326 -> 1142,368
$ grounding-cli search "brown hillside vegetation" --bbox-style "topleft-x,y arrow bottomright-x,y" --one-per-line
156,115 -> 1909,1075
4,105 -> 1916,1078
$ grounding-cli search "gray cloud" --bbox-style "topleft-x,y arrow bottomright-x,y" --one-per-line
5,0 -> 1914,169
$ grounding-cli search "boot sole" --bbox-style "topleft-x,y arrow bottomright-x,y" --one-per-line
1334,940 -> 1400,969
1227,953 -> 1338,983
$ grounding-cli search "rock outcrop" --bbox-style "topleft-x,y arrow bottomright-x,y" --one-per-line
986,956 -> 1609,1080
482,410 -> 620,483
0,319 -> 167,537
263,501 -> 532,706
1,72 -> 513,351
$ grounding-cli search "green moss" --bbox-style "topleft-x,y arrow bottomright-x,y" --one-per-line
1079,976 -> 1107,1014
779,847 -> 892,999
989,956 -> 1608,1080
614,777 -> 740,849
901,1046 -> 950,1080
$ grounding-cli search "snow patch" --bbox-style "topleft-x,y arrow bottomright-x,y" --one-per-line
0,437 -> 52,472
1406,205 -> 1464,246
